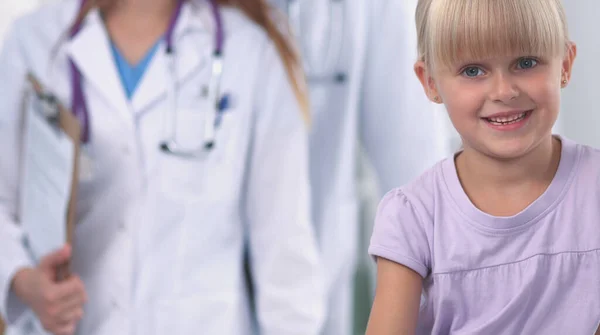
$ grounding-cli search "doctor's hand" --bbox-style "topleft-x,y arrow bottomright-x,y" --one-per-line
11,245 -> 87,335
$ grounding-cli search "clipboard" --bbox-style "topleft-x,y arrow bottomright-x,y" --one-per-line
24,73 -> 82,281
0,76 -> 81,334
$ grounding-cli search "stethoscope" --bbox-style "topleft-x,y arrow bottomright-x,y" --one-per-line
285,0 -> 347,84
69,0 -> 225,157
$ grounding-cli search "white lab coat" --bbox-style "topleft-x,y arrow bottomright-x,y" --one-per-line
0,1 -> 41,41
273,0 -> 452,334
0,1 -> 325,334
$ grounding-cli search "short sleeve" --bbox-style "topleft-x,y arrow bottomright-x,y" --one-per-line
368,189 -> 432,278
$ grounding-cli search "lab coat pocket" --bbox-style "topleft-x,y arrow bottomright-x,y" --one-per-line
170,94 -> 238,158
158,107 -> 240,203
155,293 -> 238,335
158,108 -> 210,202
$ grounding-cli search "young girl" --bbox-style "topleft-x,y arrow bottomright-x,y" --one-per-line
366,0 -> 600,334
0,0 -> 324,334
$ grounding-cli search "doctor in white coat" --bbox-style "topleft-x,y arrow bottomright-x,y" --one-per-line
0,0 -> 325,334
274,0 -> 452,334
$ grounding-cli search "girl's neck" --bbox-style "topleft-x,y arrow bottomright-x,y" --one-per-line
456,135 -> 562,216
102,0 -> 179,64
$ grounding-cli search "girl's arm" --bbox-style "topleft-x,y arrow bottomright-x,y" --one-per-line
366,257 -> 423,335
367,188 -> 433,335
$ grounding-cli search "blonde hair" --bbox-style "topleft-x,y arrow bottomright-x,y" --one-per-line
415,0 -> 570,71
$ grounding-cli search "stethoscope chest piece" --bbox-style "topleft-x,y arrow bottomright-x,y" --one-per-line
157,0 -> 225,157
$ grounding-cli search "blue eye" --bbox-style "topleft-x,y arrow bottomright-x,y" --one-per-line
462,67 -> 484,77
517,58 -> 538,69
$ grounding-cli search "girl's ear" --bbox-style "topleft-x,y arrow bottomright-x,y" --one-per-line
561,42 -> 577,87
415,61 -> 442,103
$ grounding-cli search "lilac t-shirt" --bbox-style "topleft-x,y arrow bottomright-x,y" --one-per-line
369,136 -> 600,334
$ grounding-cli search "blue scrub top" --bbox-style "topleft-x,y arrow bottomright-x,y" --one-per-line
110,40 -> 161,99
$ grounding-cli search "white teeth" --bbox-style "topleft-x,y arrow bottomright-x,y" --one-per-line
487,112 -> 528,125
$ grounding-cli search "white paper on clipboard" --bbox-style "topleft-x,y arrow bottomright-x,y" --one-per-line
19,92 -> 75,262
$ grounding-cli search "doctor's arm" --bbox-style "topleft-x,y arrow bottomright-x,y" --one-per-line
244,42 -> 326,335
0,20 -> 40,325
0,22 -> 86,334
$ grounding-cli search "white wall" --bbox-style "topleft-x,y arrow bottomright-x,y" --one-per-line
558,0 -> 600,148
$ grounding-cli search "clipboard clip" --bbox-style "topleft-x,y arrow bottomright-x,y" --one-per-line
26,73 -> 61,125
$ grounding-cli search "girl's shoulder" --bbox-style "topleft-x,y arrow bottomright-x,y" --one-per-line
379,157 -> 451,227
402,155 -> 454,203
369,160 -> 450,278
565,136 -> 600,189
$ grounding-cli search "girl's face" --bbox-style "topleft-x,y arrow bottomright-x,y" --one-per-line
416,46 -> 576,160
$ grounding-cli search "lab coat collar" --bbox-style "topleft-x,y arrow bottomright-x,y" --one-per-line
65,8 -> 130,123
131,1 -> 213,115
64,1 -> 213,120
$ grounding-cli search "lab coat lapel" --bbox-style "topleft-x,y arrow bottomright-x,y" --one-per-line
131,2 -> 212,115
65,9 -> 132,125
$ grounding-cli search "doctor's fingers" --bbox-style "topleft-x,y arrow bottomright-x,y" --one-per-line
39,293 -> 84,334
55,305 -> 84,326
46,299 -> 84,335
56,292 -> 87,319
39,308 -> 79,335
54,276 -> 88,303
51,321 -> 77,335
